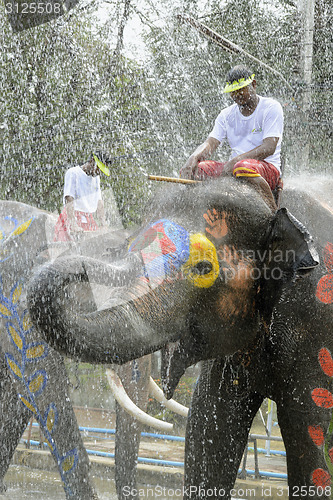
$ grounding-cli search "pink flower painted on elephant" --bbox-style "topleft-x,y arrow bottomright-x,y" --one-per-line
308,347 -> 333,487
312,469 -> 331,488
319,348 -> 333,377
311,388 -> 333,408
308,425 -> 325,447
316,242 -> 333,304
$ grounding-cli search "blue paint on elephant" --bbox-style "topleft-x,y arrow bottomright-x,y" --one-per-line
129,219 -> 190,280
0,214 -> 79,495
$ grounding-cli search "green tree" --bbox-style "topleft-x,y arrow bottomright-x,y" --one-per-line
0,5 -> 153,225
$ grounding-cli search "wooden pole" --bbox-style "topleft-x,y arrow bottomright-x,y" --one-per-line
177,14 -> 293,92
148,175 -> 199,185
297,0 -> 315,168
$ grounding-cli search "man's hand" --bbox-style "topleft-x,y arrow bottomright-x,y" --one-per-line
180,156 -> 199,179
180,137 -> 220,180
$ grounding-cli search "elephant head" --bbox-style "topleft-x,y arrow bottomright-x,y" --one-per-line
27,178 -> 318,396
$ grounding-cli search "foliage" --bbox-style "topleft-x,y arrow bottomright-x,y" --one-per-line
142,0 -> 332,174
65,360 -> 115,409
0,7 -> 152,225
0,0 -> 331,224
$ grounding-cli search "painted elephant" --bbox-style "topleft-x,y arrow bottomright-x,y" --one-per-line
0,206 -> 156,498
2,174 -> 333,499
0,202 -> 186,499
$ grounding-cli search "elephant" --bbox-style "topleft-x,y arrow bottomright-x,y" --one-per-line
1,174 -> 333,499
0,202 -> 187,499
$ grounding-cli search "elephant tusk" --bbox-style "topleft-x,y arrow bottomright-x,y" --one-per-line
149,377 -> 189,417
105,369 -> 174,432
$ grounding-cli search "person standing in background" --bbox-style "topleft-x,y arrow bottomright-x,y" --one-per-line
54,152 -> 110,241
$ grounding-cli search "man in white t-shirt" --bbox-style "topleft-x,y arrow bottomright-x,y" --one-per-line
180,65 -> 284,211
54,153 -> 110,241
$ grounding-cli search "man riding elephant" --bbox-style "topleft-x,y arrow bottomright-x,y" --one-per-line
180,65 -> 283,212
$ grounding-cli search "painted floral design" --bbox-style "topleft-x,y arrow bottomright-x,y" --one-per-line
316,242 -> 333,304
129,219 -> 190,280
0,215 -> 78,495
309,347 -> 333,488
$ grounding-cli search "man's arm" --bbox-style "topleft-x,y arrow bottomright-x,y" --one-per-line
180,137 -> 220,179
222,137 -> 279,175
65,196 -> 83,232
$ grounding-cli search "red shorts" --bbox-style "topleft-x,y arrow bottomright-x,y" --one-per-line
197,159 -> 281,191
54,207 -> 98,242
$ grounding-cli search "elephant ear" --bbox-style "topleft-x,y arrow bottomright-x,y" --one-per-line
258,207 -> 319,316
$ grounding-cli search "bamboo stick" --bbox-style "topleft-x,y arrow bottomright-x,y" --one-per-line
177,14 -> 293,91
148,175 -> 199,185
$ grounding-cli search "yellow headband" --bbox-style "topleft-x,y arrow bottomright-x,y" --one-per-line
93,153 -> 110,177
223,73 -> 255,93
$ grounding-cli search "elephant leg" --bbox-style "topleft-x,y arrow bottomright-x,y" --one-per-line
115,356 -> 151,500
34,351 -> 99,500
184,359 -> 264,499
0,352 -> 31,492
115,402 -> 143,500
2,342 -> 99,499
277,386 -> 333,498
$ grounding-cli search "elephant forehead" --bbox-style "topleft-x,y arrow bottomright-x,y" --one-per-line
202,205 -> 268,249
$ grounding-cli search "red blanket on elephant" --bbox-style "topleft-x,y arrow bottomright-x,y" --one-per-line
197,159 -> 280,190
54,207 -> 98,242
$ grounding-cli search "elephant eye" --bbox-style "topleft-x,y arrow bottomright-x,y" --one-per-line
192,260 -> 213,275
182,233 -> 219,288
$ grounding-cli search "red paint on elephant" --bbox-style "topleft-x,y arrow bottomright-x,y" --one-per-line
316,242 -> 333,304
311,388 -> 333,409
141,222 -> 177,264
312,468 -> 331,488
323,242 -> 333,272
319,348 -> 333,377
329,447 -> 333,464
308,425 -> 325,447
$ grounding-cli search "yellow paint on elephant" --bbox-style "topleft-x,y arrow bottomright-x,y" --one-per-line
19,396 -> 36,414
45,439 -> 53,450
62,455 -> 75,473
12,218 -> 33,237
28,373 -> 45,394
8,325 -> 23,351
183,233 -> 219,288
7,357 -> 22,379
0,303 -> 11,318
12,284 -> 22,304
22,312 -> 33,331
26,344 -> 45,360
46,408 -> 56,433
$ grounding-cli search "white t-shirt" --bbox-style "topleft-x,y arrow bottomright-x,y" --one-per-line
210,96 -> 284,172
63,166 -> 102,213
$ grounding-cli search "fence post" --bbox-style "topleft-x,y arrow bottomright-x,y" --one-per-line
265,399 -> 274,456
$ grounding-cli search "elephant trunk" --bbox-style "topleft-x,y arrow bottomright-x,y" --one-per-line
27,256 -> 188,364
